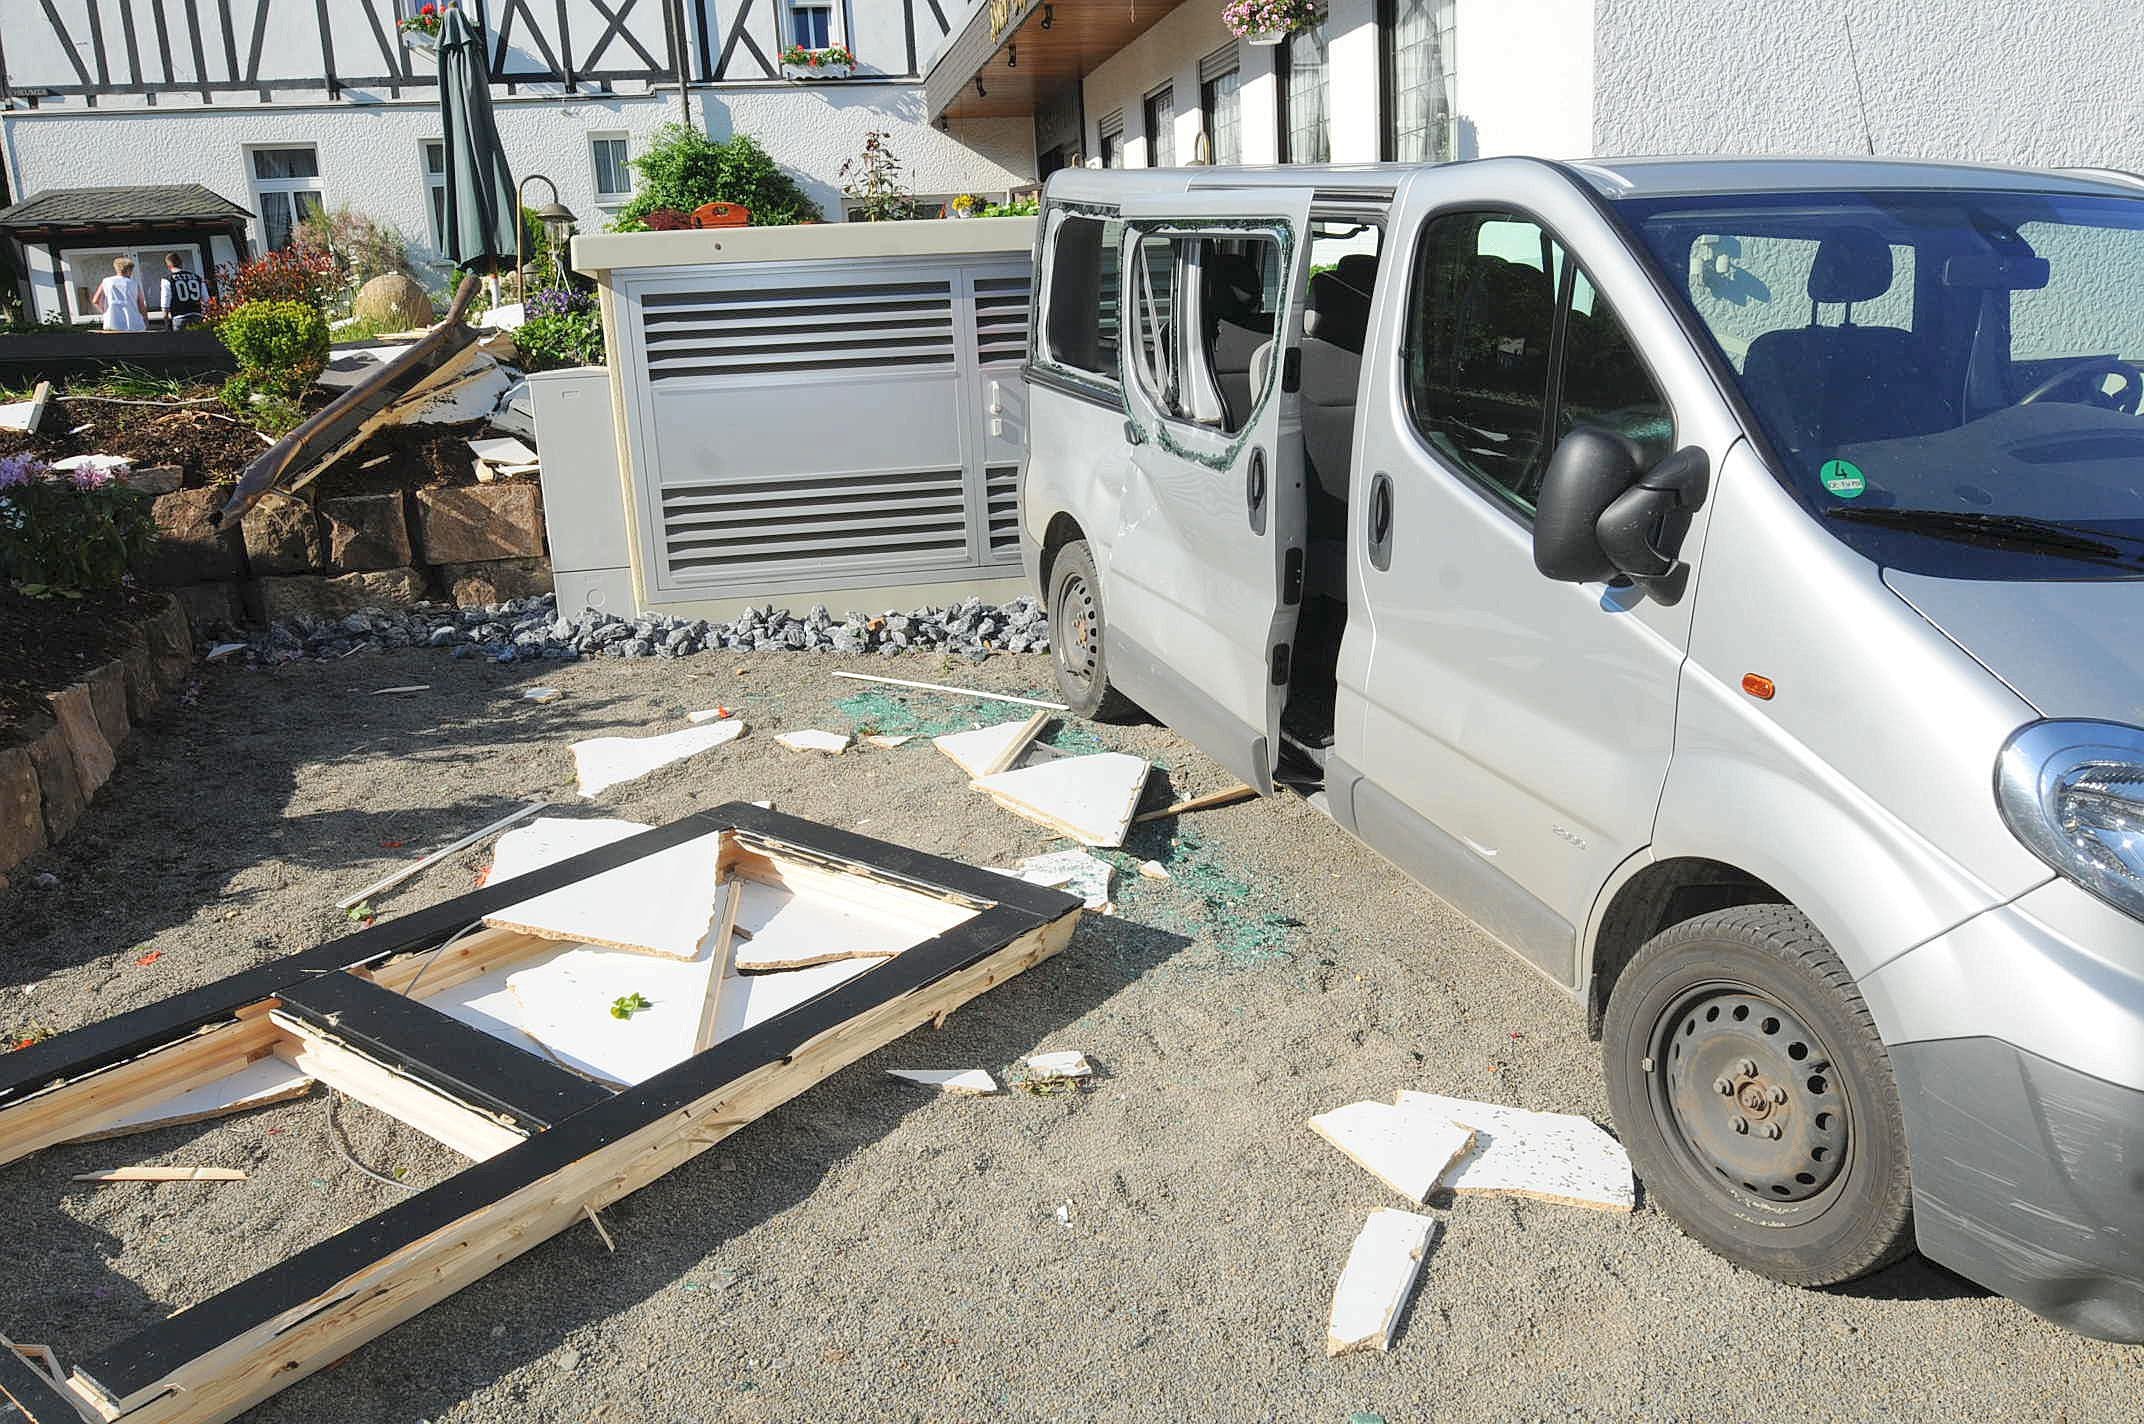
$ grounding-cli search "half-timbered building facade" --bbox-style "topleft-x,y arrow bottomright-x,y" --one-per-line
1,0 -> 1035,319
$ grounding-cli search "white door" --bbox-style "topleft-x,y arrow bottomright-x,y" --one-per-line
1103,191 -> 1315,792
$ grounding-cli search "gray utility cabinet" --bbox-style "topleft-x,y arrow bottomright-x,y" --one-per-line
527,364 -> 635,616
579,220 -> 1037,618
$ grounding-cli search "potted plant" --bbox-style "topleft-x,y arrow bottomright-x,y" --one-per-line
1222,0 -> 1319,45
949,194 -> 983,219
781,42 -> 855,79
400,2 -> 446,53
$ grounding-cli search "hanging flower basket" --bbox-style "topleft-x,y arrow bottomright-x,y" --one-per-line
1222,0 -> 1318,44
781,44 -> 855,79
400,4 -> 444,52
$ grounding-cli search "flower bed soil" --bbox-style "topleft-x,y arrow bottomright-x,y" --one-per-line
0,388 -> 526,498
0,584 -> 170,751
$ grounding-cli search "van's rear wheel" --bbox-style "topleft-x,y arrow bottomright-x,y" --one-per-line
1047,539 -> 1135,721
1602,905 -> 1914,1286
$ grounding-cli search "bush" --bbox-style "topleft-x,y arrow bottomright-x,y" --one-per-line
206,246 -> 339,321
0,454 -> 156,590
611,126 -> 821,230
217,300 -> 331,397
516,286 -> 604,371
297,206 -> 412,295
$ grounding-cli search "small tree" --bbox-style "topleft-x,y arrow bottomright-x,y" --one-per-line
840,130 -> 915,222
611,126 -> 822,230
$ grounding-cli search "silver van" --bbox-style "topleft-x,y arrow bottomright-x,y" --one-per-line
1017,157 -> 2144,1341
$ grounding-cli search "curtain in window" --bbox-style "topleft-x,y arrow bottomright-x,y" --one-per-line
1146,88 -> 1177,167
1283,19 -> 1330,163
1389,0 -> 1454,162
1204,68 -> 1242,165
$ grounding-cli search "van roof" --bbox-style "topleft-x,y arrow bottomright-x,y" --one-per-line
1042,155 -> 2144,208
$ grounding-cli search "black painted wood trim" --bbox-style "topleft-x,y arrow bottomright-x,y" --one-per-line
0,1345 -> 75,1423
278,972 -> 613,1130
35,0 -> 93,87
77,807 -> 1078,1399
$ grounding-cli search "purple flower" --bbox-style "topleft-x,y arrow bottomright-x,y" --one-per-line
0,454 -> 42,490
67,463 -> 116,491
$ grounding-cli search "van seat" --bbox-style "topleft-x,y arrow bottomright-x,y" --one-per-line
1202,252 -> 1274,430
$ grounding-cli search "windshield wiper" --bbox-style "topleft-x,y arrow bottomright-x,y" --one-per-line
1824,506 -> 2141,561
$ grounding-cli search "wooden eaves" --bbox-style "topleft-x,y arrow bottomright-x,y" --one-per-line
0,804 -> 1082,1424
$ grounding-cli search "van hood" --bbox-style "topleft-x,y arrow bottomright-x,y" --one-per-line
1884,570 -> 2144,724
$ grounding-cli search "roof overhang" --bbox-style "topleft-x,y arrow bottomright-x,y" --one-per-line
925,0 -> 1190,124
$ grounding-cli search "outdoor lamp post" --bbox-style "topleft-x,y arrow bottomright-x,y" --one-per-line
513,174 -> 577,301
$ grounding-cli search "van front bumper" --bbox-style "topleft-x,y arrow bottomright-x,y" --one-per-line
1890,1037 -> 2144,1342
1867,880 -> 2144,1342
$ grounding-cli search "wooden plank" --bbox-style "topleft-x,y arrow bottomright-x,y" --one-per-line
0,1337 -> 80,1424
1132,782 -> 1257,824
77,907 -> 1079,1421
333,799 -> 548,912
0,1016 -> 284,1170
63,1057 -> 312,1145
71,1167 -> 246,1183
690,873 -> 744,1054
270,1016 -> 526,1162
829,670 -> 1069,711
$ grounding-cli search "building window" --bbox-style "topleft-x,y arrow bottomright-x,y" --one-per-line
789,2 -> 833,48
1278,14 -> 1330,164
590,134 -> 633,206
1200,46 -> 1242,166
1143,84 -> 1177,168
423,141 -> 448,249
1381,0 -> 1456,162
250,146 -> 324,251
1099,112 -> 1124,168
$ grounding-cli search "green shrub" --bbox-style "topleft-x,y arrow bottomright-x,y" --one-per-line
611,126 -> 822,230
217,300 -> 330,396
0,455 -> 157,590
515,285 -> 604,371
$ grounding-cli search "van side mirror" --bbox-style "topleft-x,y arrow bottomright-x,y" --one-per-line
1533,430 -> 1710,605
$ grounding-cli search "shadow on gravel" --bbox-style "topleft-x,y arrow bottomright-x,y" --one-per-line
249,916 -> 1192,1421
1832,1254 -> 1994,1305
0,651 -> 607,992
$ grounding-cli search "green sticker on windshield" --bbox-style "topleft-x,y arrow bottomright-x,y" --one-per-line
1820,458 -> 1867,499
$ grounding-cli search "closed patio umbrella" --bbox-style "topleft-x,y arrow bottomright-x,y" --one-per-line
437,6 -> 521,290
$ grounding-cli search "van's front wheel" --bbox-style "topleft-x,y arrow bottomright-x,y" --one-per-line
1603,905 -> 1914,1286
1047,539 -> 1135,721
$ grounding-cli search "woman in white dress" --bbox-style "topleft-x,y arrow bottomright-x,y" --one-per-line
92,257 -> 148,333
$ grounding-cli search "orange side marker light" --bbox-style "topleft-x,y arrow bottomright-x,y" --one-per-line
1741,673 -> 1776,701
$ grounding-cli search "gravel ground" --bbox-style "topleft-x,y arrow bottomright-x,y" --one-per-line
0,648 -> 2136,1423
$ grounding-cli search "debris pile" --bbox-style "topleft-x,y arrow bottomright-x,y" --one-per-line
208,593 -> 1053,664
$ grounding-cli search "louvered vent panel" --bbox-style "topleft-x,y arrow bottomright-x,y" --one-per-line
640,279 -> 957,381
985,465 -> 1020,556
973,275 -> 1032,365
660,468 -> 970,574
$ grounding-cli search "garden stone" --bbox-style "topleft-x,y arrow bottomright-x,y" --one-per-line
255,568 -> 427,621
0,745 -> 45,876
46,685 -> 114,800
139,489 -> 244,586
320,492 -> 413,572
240,492 -> 323,577
443,557 -> 553,608
415,484 -> 545,563
119,464 -> 183,495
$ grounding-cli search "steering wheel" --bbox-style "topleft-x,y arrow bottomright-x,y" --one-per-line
2017,356 -> 2144,414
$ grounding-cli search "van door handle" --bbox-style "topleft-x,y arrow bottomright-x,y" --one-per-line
1367,471 -> 1395,571
1246,447 -> 1268,535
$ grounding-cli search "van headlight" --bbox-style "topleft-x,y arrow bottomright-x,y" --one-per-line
1997,721 -> 2144,919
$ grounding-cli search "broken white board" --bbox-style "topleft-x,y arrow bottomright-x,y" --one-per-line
971,752 -> 1151,848
63,1058 -> 312,1144
572,718 -> 745,797
934,718 -> 1043,778
510,947 -> 879,1085
422,955 -> 545,1056
862,734 -> 912,749
1308,1098 -> 1477,1204
467,435 -> 537,468
1328,1208 -> 1438,1356
887,1069 -> 1000,1095
986,849 -> 1113,912
775,729 -> 851,754
50,453 -> 131,476
485,817 -> 725,960
1396,1091 -> 1635,1212
726,874 -> 920,972
1023,1050 -> 1093,1079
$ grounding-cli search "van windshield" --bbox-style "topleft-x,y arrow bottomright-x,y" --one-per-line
1618,188 -> 2144,580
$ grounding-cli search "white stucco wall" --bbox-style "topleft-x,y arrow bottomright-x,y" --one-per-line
1593,0 -> 2144,167
1,83 -> 1033,317
1453,0 -> 1592,159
